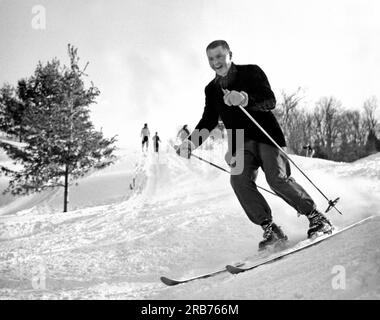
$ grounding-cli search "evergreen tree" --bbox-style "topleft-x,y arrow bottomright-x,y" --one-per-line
0,44 -> 117,212
0,83 -> 26,141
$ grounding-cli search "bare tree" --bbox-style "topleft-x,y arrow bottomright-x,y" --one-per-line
286,108 -> 310,154
363,96 -> 378,134
313,97 -> 342,159
336,110 -> 367,161
274,88 -> 303,137
362,96 -> 380,154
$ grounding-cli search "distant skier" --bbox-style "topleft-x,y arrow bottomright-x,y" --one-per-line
303,144 -> 315,158
217,120 -> 226,139
176,40 -> 333,250
152,132 -> 161,153
141,123 -> 150,152
177,125 -> 190,142
129,178 -> 136,190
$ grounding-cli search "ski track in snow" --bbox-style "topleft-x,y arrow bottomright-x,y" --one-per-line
0,143 -> 380,299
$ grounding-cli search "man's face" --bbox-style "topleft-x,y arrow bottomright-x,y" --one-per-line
207,46 -> 232,77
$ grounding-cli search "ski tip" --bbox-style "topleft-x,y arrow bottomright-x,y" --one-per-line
226,264 -> 244,275
160,276 -> 181,286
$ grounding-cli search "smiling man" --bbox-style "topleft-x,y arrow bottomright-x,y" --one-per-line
176,40 -> 333,250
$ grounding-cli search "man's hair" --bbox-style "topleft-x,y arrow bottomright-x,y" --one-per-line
206,40 -> 230,52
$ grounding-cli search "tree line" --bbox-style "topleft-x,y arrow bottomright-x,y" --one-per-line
274,89 -> 380,162
0,45 -> 117,212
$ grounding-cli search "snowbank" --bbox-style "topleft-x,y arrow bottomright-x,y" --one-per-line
0,143 -> 379,299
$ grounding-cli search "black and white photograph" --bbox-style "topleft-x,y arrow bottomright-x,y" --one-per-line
0,0 -> 379,303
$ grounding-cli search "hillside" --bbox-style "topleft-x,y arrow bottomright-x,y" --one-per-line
0,143 -> 379,299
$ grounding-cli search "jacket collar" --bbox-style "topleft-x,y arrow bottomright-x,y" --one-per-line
214,62 -> 237,89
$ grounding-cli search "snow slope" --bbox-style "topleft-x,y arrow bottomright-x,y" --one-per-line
0,142 -> 379,300
0,147 -> 139,216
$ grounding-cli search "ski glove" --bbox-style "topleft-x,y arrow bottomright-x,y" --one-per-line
176,140 -> 195,159
222,89 -> 248,107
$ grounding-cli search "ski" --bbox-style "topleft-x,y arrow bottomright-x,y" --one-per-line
226,216 -> 374,274
160,262 -> 245,286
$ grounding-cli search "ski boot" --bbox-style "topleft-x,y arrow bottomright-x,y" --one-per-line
258,222 -> 288,251
306,209 -> 334,239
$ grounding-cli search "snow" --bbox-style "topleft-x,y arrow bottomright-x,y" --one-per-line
0,147 -> 138,216
0,141 -> 379,300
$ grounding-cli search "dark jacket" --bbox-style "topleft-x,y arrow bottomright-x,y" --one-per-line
188,64 -> 286,154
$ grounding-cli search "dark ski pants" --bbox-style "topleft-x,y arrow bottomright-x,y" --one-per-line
230,140 -> 316,225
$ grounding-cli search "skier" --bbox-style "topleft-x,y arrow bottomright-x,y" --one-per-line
177,125 -> 190,142
152,132 -> 161,153
217,120 -> 226,139
303,144 -> 315,158
176,40 -> 333,250
141,123 -> 150,152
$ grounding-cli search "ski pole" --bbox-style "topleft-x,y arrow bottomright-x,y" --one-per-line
172,144 -> 278,197
237,104 -> 343,215
190,153 -> 229,173
190,153 -> 278,196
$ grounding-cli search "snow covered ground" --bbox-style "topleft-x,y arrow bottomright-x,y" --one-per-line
0,141 -> 379,300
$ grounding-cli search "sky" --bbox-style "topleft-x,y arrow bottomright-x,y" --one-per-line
0,0 -> 379,147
